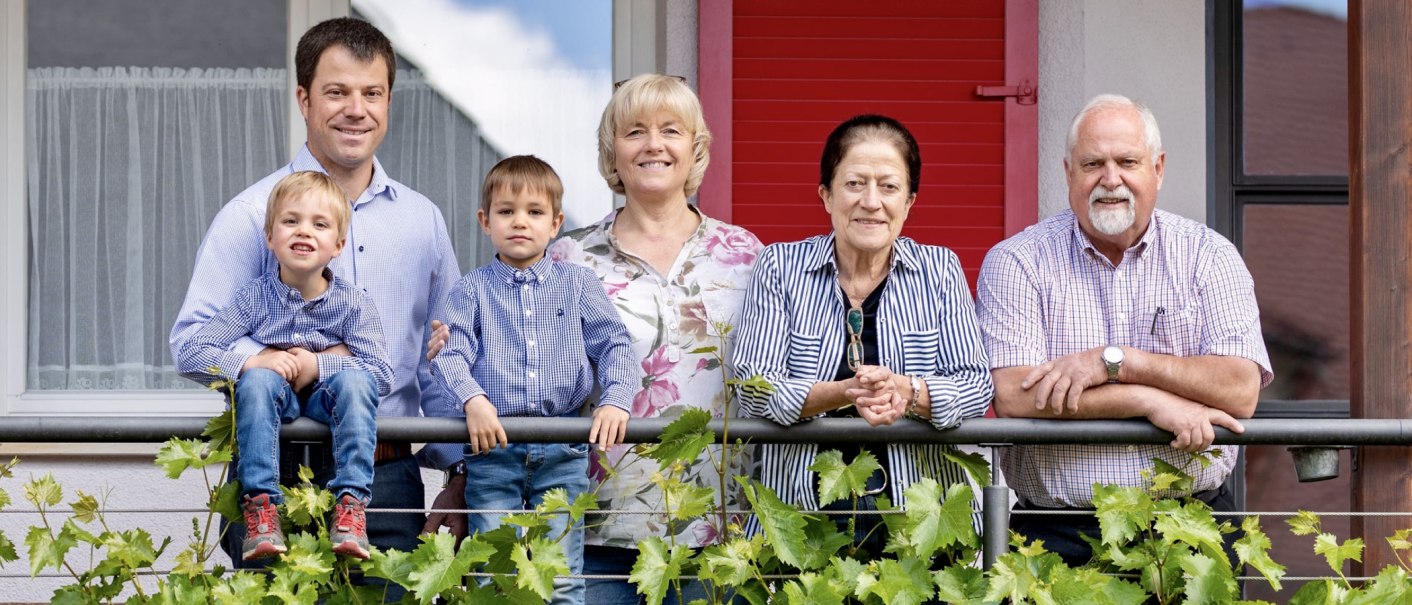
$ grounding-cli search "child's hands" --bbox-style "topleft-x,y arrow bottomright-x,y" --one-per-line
464,395 -> 507,454
589,405 -> 630,450
288,347 -> 319,392
242,349 -> 300,382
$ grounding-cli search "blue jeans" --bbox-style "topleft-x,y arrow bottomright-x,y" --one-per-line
234,368 -> 378,503
466,442 -> 590,605
583,545 -> 713,605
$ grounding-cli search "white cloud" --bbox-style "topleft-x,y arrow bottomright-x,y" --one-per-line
354,0 -> 614,229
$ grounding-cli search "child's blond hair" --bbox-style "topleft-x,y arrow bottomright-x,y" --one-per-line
264,171 -> 351,237
480,155 -> 564,214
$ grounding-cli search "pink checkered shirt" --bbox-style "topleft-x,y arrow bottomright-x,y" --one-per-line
976,209 -> 1273,508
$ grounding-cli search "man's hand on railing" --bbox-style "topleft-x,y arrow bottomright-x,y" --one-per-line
1144,390 -> 1245,452
423,473 -> 469,546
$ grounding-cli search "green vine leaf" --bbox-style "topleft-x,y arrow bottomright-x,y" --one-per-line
0,533 -> 16,565
0,486 -> 10,510
809,449 -> 880,507
202,405 -> 238,456
1313,534 -> 1363,575
783,571 -> 847,605
829,556 -> 868,597
25,525 -> 76,575
102,527 -> 161,569
1288,510 -> 1322,536
736,478 -> 813,570
940,448 -> 992,489
280,482 -> 334,527
650,473 -> 716,522
697,536 -> 761,587
512,537 -> 570,601
404,532 -> 488,603
538,488 -> 598,524
155,438 -> 230,479
1347,565 -> 1412,605
899,479 -> 976,558
70,490 -> 99,524
639,408 -> 714,468
1234,516 -> 1286,592
1092,483 -> 1153,546
799,516 -> 851,570
1152,499 -> 1228,565
1179,551 -> 1237,604
855,557 -> 933,605
629,537 -> 692,605
213,480 -> 243,522
1287,578 -> 1337,605
24,474 -> 63,508
932,565 -> 988,604
273,532 -> 336,588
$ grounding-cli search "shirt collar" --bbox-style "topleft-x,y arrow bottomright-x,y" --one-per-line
290,145 -> 397,202
805,233 -> 920,274
266,265 -> 337,303
488,255 -> 554,285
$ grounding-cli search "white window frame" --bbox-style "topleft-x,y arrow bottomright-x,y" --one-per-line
0,0 -> 661,418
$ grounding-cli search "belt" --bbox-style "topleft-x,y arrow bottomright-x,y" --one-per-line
374,442 -> 413,463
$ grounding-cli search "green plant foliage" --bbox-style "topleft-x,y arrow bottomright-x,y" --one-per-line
737,477 -> 815,570
403,532 -> 488,603
155,438 -> 230,479
1092,483 -> 1154,545
809,449 -> 881,507
639,407 -> 714,468
941,448 -> 992,489
630,537 -> 693,605
1235,516 -> 1287,592
1179,551 -> 1238,604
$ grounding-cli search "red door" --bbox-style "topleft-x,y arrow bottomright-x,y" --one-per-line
699,0 -> 1037,285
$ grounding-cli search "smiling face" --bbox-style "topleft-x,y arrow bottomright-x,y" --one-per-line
613,109 -> 694,204
1065,104 -> 1164,251
297,44 -> 389,182
266,190 -> 347,279
820,138 -> 915,258
478,185 -> 565,270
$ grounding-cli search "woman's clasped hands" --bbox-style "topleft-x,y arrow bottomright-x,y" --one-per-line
845,365 -> 907,426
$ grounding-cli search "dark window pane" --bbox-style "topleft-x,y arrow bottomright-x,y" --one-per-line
28,0 -> 285,69
1243,204 -> 1348,400
1242,1 -> 1347,176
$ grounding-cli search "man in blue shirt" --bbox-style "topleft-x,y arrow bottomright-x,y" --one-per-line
169,18 -> 465,574
431,155 -> 637,605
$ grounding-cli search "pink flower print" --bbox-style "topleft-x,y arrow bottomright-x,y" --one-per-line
679,301 -> 710,340
693,519 -> 721,546
588,448 -> 609,483
695,357 -> 710,372
547,237 -> 576,262
633,346 -> 681,417
705,229 -> 759,266
603,279 -> 629,298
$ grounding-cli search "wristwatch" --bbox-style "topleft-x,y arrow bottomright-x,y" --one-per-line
1102,346 -> 1124,383
442,461 -> 467,488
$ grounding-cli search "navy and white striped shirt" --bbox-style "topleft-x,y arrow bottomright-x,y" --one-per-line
176,268 -> 393,396
732,234 -> 994,512
431,256 -> 638,418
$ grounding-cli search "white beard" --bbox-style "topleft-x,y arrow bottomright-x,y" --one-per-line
1088,185 -> 1136,235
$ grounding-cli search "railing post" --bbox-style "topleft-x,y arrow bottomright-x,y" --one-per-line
982,445 -> 1009,569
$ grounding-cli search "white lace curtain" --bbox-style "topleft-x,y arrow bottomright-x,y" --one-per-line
27,67 -> 497,390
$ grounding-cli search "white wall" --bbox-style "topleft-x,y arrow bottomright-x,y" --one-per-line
1039,0 -> 1207,222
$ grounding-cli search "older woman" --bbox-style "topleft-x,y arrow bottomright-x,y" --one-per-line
731,114 -> 994,555
548,74 -> 761,604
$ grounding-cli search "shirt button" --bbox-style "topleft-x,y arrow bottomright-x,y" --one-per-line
528,371 -> 537,379
525,309 -> 533,317
523,284 -> 530,291
527,340 -> 536,347
358,245 -> 364,252
1117,313 -> 1127,321
293,333 -> 302,339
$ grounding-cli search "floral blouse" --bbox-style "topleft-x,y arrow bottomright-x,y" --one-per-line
548,207 -> 761,549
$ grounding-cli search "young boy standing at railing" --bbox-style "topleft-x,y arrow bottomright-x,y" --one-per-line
430,155 -> 637,605
177,171 -> 393,562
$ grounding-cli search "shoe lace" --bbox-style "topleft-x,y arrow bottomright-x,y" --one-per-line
244,498 -> 278,532
333,497 -> 366,534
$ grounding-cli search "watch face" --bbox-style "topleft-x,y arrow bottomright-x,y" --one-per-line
1103,346 -> 1123,364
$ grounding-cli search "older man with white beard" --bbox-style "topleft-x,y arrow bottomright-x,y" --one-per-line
974,94 -> 1273,566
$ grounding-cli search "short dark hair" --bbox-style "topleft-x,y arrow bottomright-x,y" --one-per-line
481,155 -> 565,214
818,114 -> 922,195
295,17 -> 396,92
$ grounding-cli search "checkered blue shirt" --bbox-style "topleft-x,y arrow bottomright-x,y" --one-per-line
976,209 -> 1273,508
170,146 -> 463,469
431,256 -> 638,418
176,268 -> 393,395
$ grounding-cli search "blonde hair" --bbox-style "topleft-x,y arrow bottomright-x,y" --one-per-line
481,155 -> 564,214
597,74 -> 712,197
264,171 -> 351,237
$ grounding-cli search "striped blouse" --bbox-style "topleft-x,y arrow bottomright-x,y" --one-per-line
732,234 -> 994,513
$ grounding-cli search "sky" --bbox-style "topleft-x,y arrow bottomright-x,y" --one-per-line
352,0 -> 614,229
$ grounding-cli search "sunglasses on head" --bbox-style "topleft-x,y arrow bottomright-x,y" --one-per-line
613,74 -> 688,91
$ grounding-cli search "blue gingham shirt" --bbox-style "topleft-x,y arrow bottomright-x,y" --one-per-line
431,256 -> 638,418
176,268 -> 393,395
169,146 -> 463,469
976,209 -> 1273,508
732,234 -> 994,513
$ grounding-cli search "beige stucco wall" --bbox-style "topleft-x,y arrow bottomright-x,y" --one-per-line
1039,0 -> 1207,222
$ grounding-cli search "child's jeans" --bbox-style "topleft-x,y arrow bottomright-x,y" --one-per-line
235,367 -> 379,504
465,442 -> 590,605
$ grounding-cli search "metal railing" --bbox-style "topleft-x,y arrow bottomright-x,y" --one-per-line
0,415 -> 1400,584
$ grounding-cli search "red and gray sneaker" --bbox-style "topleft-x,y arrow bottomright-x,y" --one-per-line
241,493 -> 287,561
330,494 -> 371,560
